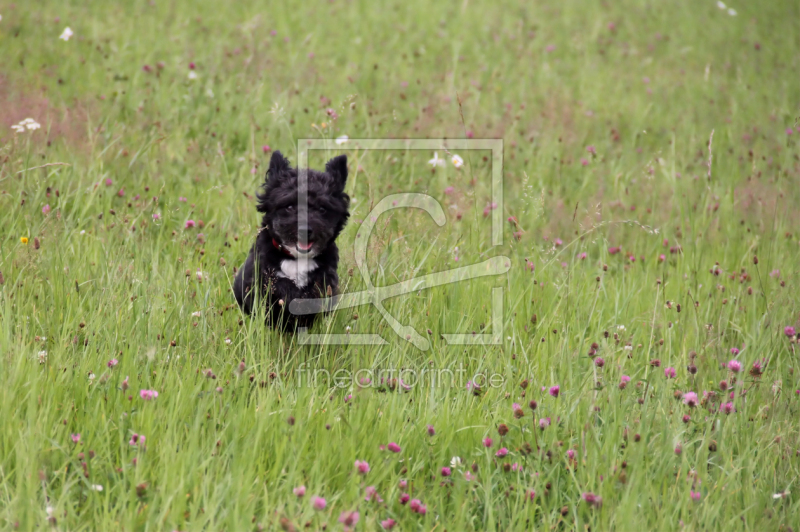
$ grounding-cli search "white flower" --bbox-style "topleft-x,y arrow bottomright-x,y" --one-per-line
59,26 -> 74,41
88,372 -> 96,382
428,152 -> 446,168
40,337 -> 47,342
451,154 -> 464,168
225,338 -> 232,345
80,230 -> 86,235
727,7 -> 736,15
38,351 -> 48,364
188,71 -> 198,80
335,135 -> 349,145
11,124 -> 24,133
773,491 -> 789,499
192,311 -> 202,318
0,15 -> 3,22
623,345 -> 633,351
716,1 -> 726,8
617,325 -> 626,331
90,484 -> 104,491
450,456 -> 463,468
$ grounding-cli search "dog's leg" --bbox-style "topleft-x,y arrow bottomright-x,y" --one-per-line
234,246 -> 257,314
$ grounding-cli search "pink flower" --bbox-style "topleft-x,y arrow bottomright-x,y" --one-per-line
399,493 -> 410,505
495,447 -> 508,457
441,467 -> 452,477
312,497 -> 326,510
338,511 -> 359,528
582,492 -> 602,508
152,213 -> 161,220
129,433 -> 145,446
107,358 -> 118,368
674,444 -> 682,455
567,449 -> 576,460
262,145 -> 271,153
608,246 -> 620,255
581,158 -> 589,166
189,62 -> 196,70
355,460 -> 370,474
682,392 -> 698,407
387,442 -> 401,453
786,128 -> 794,136
539,417 -> 551,430
664,367 -> 676,378
690,490 -> 701,501
139,389 -> 159,401
117,188 -> 125,197
619,375 -> 631,389
595,357 -> 605,368
179,196 -> 187,202
42,204 -> 51,215
364,486 -> 382,502
545,44 -> 556,52
730,347 -> 740,355
483,437 -> 493,447
719,402 -> 735,414
578,252 -> 587,260
293,485 -> 306,497
464,471 -> 475,481
727,360 -> 741,373
427,424 -> 435,436
184,220 -> 195,229
409,499 -> 423,513
121,376 -> 129,391
105,178 -> 113,186
549,385 -> 560,398
70,433 -> 80,443
398,480 -> 407,489
785,326 -> 796,337
380,518 -> 396,530
527,489 -> 536,501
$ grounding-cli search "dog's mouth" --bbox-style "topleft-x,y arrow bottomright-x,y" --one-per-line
296,241 -> 314,254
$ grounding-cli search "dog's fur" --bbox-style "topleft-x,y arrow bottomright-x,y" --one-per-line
233,151 -> 350,329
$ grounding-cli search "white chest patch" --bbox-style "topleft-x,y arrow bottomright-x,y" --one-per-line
276,258 -> 318,288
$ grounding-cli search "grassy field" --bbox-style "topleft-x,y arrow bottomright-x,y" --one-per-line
1,0 -> 800,530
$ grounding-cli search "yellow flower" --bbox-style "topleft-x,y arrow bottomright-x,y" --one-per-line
20,237 -> 29,244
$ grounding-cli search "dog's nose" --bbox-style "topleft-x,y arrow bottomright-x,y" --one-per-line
297,224 -> 312,239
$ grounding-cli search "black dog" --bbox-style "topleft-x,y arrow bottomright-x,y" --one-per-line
234,150 -> 350,329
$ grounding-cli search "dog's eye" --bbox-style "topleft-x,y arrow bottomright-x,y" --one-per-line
317,206 -> 326,214
284,205 -> 294,211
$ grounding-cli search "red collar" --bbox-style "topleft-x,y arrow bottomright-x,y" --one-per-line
272,238 -> 294,256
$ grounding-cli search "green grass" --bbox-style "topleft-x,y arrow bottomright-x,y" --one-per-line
1,0 -> 800,530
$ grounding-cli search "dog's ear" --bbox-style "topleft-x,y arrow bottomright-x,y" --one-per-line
325,154 -> 348,189
267,150 -> 291,182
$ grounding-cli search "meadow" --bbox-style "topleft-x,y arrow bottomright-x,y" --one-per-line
1,0 -> 799,530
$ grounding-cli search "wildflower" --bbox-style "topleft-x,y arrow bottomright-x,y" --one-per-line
365,486 -> 382,502
682,392 -> 698,407
128,433 -> 145,446
335,135 -> 349,145
59,27 -> 74,41
152,213 -> 161,221
483,437 -> 493,447
727,360 -> 741,373
428,152 -> 446,168
90,484 -> 103,491
427,424 -> 436,436
70,433 -> 81,443
539,417 -> 551,429
495,447 -> 508,457
139,389 -> 159,401
293,485 -> 306,497
545,44 -> 556,52
727,7 -> 736,15
549,385 -> 560,398
441,466 -> 452,477
312,496 -> 326,510
399,493 -> 410,504
409,499 -> 423,512
664,367 -> 676,378
567,449 -> 576,460
179,196 -> 187,202
464,471 -> 476,481
338,511 -> 359,528
380,518 -> 396,530
121,376 -> 129,391
720,402 -> 735,414
595,357 -> 605,368
582,492 -> 602,508
42,204 -> 51,215
730,347 -> 740,355
682,415 -> 691,423
37,350 -> 47,364
619,375 -> 631,389
224,338 -> 231,345
107,358 -> 118,368
387,442 -> 401,453
355,460 -> 370,474
20,237 -> 29,245
451,154 -> 464,168
188,71 -> 198,80
579,252 -> 587,260
450,456 -> 462,468
527,489 -> 536,500
785,326 -> 796,337
185,220 -> 195,229
690,491 -> 701,501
